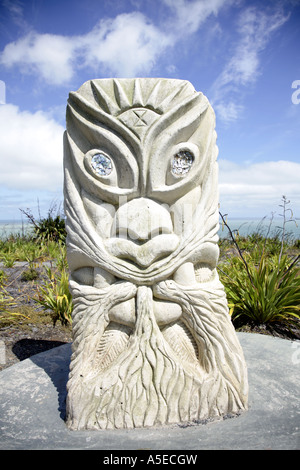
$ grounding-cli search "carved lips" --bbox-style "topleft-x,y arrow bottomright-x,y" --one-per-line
105,233 -> 179,268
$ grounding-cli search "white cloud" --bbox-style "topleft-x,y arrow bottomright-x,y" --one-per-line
162,0 -> 230,34
213,101 -> 243,124
2,0 -> 29,30
212,6 -> 290,123
0,2 -> 231,84
79,12 -> 173,77
0,12 -> 173,84
218,159 -> 300,216
223,7 -> 288,87
0,104 -> 64,190
0,32 -> 76,85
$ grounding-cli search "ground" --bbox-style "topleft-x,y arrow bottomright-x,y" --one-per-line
0,262 -> 72,372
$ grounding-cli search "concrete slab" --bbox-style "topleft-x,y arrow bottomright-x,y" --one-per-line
0,333 -> 299,450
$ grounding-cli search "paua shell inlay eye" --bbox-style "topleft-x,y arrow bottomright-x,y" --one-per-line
171,150 -> 194,176
91,153 -> 112,176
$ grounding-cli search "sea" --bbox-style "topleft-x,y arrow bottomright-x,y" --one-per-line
218,217 -> 300,241
0,220 -> 35,239
0,217 -> 299,241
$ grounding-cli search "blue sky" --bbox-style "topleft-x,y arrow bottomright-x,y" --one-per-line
0,0 -> 300,221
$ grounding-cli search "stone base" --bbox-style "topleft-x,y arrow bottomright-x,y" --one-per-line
0,333 -> 299,450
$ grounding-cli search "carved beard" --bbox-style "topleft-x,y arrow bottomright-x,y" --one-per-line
64,78 -> 248,430
66,280 -> 248,430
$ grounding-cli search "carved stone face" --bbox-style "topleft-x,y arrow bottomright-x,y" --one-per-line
64,78 -> 220,283
64,78 -> 248,430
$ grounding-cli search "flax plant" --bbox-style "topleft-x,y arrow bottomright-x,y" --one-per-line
219,197 -> 300,331
35,247 -> 73,326
219,252 -> 300,328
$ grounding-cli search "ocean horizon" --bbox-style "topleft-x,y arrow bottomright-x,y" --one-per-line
0,217 -> 299,240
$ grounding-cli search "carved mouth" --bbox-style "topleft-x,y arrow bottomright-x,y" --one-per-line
105,234 -> 179,268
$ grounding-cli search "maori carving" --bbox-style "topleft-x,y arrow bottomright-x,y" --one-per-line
64,78 -> 248,430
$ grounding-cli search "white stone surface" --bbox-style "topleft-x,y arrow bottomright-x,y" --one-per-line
64,78 -> 248,430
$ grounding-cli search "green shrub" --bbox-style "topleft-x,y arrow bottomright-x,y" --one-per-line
21,267 -> 39,282
293,239 -> 300,249
33,214 -> 66,243
36,263 -> 73,326
219,253 -> 300,328
0,251 -> 16,268
219,197 -> 300,332
20,203 -> 66,243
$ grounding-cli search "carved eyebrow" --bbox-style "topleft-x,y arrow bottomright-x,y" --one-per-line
144,91 -> 208,148
67,92 -> 144,181
67,90 -> 142,152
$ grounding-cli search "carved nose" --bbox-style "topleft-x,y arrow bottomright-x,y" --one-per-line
113,198 -> 173,242
107,198 -> 179,267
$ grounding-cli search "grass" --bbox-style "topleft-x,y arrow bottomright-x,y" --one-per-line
0,234 -> 63,266
0,303 -> 52,328
0,287 -> 30,326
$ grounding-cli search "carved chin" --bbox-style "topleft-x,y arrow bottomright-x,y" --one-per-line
104,234 -> 179,268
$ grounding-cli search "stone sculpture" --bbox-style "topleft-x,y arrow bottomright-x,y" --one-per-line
64,78 -> 248,430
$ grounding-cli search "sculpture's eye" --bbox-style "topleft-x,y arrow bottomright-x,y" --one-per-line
82,145 -> 138,201
171,150 -> 194,176
91,153 -> 112,177
84,149 -> 116,183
